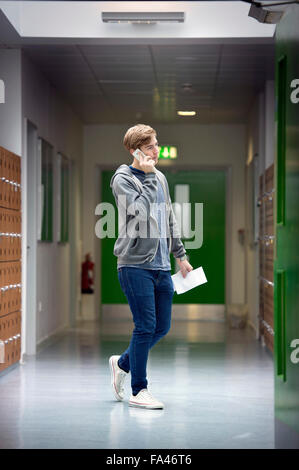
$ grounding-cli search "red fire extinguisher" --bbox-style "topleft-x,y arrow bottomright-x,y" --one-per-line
81,253 -> 94,294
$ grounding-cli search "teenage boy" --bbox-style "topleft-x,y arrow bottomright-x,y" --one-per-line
109,124 -> 193,409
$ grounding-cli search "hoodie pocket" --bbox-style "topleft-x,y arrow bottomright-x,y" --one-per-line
126,236 -> 156,257
114,235 -> 157,259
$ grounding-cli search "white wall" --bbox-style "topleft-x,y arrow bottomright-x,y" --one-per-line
22,51 -> 83,348
0,1 -> 21,34
83,123 -> 246,316
0,48 -> 22,155
245,94 -> 260,334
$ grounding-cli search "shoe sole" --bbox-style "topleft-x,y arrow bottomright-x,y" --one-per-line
109,356 -> 123,402
129,401 -> 164,410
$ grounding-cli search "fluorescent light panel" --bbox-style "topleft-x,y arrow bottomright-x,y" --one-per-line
102,12 -> 185,24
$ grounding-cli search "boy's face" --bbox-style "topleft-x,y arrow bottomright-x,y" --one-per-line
139,135 -> 159,165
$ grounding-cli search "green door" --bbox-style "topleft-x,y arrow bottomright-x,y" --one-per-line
164,170 -> 225,304
101,169 -> 225,305
274,7 -> 299,447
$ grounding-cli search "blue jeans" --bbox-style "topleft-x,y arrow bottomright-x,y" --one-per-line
117,267 -> 175,396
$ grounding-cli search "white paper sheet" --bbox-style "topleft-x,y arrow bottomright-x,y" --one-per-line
171,266 -> 207,295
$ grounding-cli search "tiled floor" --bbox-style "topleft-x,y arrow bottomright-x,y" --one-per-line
0,316 -> 274,449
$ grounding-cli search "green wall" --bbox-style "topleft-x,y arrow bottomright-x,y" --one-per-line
274,5 -> 299,443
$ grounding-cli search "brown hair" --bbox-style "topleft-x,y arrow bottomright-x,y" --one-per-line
123,124 -> 156,151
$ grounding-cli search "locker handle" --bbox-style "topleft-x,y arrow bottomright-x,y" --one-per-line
0,334 -> 20,344
275,269 -> 286,381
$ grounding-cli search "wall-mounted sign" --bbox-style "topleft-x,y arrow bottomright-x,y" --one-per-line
158,146 -> 177,159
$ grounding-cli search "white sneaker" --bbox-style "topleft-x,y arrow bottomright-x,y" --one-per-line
109,355 -> 128,401
129,389 -> 164,409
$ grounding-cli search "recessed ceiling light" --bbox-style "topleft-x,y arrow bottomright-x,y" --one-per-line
102,12 -> 185,24
177,111 -> 196,116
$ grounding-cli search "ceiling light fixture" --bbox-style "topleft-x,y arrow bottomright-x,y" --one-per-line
177,111 -> 196,116
102,12 -> 185,24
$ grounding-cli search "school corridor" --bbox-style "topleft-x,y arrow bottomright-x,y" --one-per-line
0,1 -> 298,449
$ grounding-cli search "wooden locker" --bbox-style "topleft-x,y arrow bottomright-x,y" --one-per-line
0,146 -> 22,373
258,164 -> 274,354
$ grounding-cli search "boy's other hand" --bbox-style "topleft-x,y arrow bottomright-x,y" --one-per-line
177,259 -> 193,278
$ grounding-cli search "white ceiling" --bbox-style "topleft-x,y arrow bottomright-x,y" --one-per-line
0,1 -> 276,39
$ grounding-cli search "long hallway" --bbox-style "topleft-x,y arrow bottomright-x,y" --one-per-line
0,319 -> 274,449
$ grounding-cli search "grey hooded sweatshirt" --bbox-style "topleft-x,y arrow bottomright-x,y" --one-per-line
110,164 -> 186,265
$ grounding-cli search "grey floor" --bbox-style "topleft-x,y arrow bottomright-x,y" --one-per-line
0,316 -> 274,449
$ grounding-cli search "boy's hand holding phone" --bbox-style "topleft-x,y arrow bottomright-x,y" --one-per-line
133,149 -> 156,174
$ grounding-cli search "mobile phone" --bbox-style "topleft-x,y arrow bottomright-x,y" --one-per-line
133,148 -> 147,161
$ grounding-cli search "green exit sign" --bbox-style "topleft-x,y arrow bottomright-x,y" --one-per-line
158,146 -> 177,159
